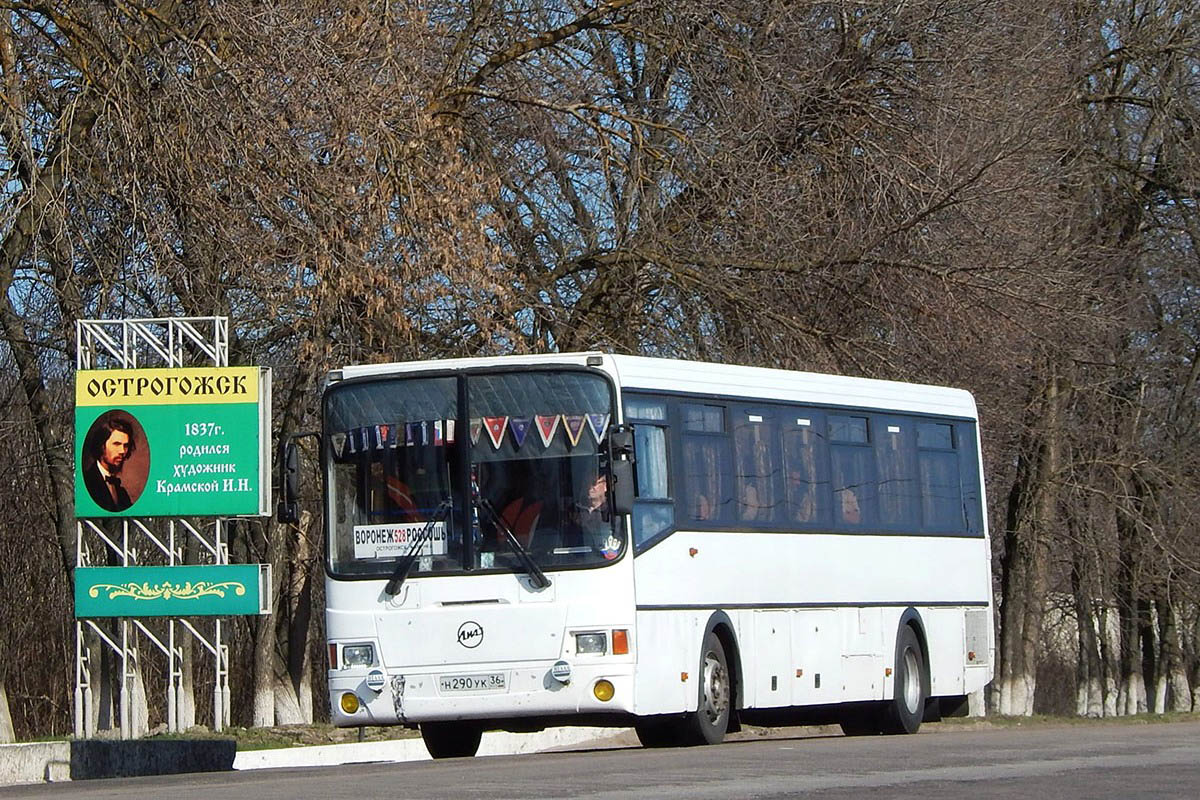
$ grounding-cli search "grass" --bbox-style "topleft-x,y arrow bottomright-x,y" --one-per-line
147,722 -> 421,751
938,711 -> 1200,729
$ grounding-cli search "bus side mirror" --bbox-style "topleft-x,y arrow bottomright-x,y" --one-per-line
609,426 -> 635,516
277,435 -> 302,524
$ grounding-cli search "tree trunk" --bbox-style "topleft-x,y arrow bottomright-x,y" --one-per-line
176,533 -> 201,729
251,612 -> 276,728
1098,602 -> 1119,717
997,369 -> 1068,715
286,511 -> 316,724
1070,532 -> 1104,717
252,517 -> 288,727
1191,613 -> 1200,712
0,678 -> 14,743
1156,596 -> 1190,712
1114,474 -> 1148,716
178,632 -> 197,730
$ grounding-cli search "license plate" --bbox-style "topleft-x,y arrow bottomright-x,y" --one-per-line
439,672 -> 507,693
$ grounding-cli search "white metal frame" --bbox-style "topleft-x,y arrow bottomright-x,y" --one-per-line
74,317 -> 232,739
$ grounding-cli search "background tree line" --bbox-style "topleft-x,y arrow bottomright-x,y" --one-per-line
1,0 -> 1197,739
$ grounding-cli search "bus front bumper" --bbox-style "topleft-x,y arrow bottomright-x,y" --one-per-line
330,661 -> 636,726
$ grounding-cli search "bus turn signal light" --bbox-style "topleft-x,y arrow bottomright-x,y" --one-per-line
612,629 -> 629,655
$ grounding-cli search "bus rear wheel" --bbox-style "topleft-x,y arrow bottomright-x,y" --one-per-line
881,625 -> 926,734
420,721 -> 483,758
838,706 -> 883,736
839,625 -> 927,736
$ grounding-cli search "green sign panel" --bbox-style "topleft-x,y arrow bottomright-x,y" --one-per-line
75,565 -> 271,618
74,367 -> 271,518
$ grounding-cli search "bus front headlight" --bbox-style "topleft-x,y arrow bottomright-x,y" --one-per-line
342,644 -> 375,668
575,632 -> 607,655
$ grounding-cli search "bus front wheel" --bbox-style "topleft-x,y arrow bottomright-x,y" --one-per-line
682,631 -> 731,746
420,721 -> 483,758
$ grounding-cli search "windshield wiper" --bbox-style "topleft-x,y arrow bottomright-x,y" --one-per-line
476,497 -> 551,590
384,498 -> 452,596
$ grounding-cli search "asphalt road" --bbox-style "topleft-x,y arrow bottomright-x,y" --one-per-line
6,720 -> 1199,799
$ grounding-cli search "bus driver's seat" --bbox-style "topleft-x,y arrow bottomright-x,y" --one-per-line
499,497 -> 542,548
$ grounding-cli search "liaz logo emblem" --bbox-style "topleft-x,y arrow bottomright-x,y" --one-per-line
457,621 -> 483,648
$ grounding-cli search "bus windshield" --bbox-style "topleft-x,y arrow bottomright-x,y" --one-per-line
324,369 -> 624,578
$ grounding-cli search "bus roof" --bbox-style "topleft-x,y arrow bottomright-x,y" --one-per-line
334,352 -> 977,420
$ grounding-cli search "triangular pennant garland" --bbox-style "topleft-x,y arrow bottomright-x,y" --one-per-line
375,424 -> 389,450
563,414 -> 587,447
484,417 -> 509,449
586,413 -> 610,444
432,420 -> 444,447
444,419 -> 456,445
470,418 -> 483,445
406,421 -> 423,447
509,417 -> 532,449
535,414 -> 560,447
330,432 -> 347,459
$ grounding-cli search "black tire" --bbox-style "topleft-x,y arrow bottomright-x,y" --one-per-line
839,706 -> 883,736
680,631 -> 731,746
420,721 -> 483,758
881,625 -> 926,735
634,719 -> 679,748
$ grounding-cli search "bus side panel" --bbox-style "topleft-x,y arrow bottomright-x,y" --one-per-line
922,607 -> 968,699
841,607 -> 886,703
748,610 -> 793,708
791,610 -> 841,706
632,610 -> 705,715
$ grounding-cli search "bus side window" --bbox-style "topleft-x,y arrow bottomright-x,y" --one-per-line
918,421 -> 965,533
829,415 -> 876,529
681,403 -> 730,523
734,410 -> 777,523
782,412 -> 829,527
876,417 -> 919,530
624,395 -> 674,547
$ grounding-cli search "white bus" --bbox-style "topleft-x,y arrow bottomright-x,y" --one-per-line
279,352 -> 994,757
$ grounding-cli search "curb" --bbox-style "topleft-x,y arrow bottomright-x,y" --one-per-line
232,726 -> 627,770
1,726 -> 626,785
0,742 -> 72,785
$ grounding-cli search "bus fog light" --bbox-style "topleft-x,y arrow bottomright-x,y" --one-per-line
575,632 -> 607,655
343,644 -> 375,668
340,692 -> 361,714
593,680 -> 615,702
